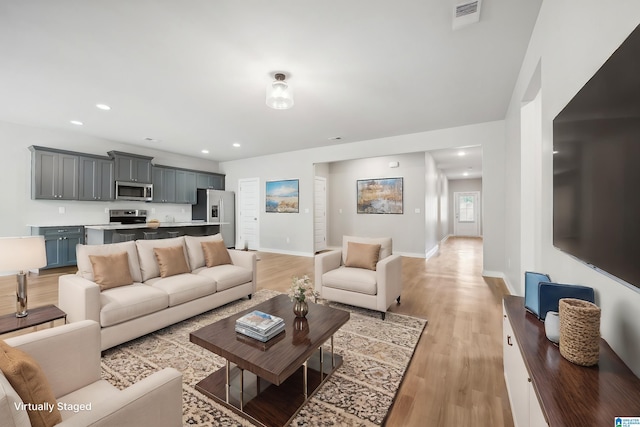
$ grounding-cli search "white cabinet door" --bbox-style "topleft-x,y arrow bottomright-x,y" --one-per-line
528,383 -> 548,426
503,306 -> 530,427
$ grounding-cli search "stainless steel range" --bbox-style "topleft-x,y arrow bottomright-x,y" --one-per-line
109,209 -> 147,224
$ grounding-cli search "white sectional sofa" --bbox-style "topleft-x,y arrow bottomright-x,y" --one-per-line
58,234 -> 256,350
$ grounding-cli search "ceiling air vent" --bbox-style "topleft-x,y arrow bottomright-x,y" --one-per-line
453,0 -> 482,30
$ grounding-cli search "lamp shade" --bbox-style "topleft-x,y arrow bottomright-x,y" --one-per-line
0,236 -> 47,272
266,73 -> 294,110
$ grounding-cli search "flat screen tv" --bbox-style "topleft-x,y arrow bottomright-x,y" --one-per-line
553,24 -> 640,292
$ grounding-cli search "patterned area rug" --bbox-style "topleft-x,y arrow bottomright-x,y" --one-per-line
101,290 -> 427,426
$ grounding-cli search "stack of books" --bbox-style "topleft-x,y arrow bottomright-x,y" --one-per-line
235,310 -> 285,342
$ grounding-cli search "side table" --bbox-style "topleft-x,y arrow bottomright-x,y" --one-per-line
0,305 -> 67,336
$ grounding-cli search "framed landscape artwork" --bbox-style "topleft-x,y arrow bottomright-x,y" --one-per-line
357,177 -> 403,214
266,179 -> 299,213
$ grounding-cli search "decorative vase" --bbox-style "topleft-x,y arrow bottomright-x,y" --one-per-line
293,299 -> 308,318
559,298 -> 601,366
544,311 -> 560,344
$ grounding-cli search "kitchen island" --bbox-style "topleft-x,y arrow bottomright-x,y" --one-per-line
84,221 -> 227,245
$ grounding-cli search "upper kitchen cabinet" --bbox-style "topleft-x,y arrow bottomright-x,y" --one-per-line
196,172 -> 225,190
152,166 -> 177,203
176,169 -> 197,204
79,156 -> 114,201
108,151 -> 153,183
30,146 -> 79,200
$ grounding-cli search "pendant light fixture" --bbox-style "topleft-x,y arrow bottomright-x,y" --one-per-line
266,73 -> 294,110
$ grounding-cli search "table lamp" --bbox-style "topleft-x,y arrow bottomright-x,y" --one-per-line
0,236 -> 47,317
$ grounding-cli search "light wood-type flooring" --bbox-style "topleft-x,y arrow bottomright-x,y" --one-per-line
0,236 -> 514,426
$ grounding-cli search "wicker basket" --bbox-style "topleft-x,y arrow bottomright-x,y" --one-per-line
559,298 -> 601,366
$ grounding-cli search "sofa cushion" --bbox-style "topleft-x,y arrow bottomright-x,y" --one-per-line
146,273 -> 216,306
154,246 -> 190,278
136,237 -> 189,282
344,242 -> 381,271
202,240 -> 232,267
77,241 -> 142,283
184,234 -> 223,270
89,252 -> 134,291
100,284 -> 169,327
322,267 -> 378,295
194,264 -> 253,291
0,341 -> 62,427
342,236 -> 392,264
0,369 -> 32,427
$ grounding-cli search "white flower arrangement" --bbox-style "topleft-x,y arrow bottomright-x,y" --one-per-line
288,274 -> 318,303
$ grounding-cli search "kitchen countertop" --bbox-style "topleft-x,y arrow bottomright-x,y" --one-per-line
84,221 -> 227,230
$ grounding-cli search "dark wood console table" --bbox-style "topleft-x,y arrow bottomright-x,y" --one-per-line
504,295 -> 640,425
0,305 -> 67,336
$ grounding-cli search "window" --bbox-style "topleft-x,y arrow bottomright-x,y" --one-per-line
458,195 -> 475,222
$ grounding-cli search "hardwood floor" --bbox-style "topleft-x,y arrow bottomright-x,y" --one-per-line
0,237 -> 514,426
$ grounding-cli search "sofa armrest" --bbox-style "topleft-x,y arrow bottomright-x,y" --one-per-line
5,320 -> 102,399
228,250 -> 257,292
58,274 -> 101,324
57,368 -> 183,427
375,254 -> 403,311
314,250 -> 342,295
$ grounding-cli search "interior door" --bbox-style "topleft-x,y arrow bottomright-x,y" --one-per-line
237,178 -> 260,250
453,191 -> 481,236
314,177 -> 327,252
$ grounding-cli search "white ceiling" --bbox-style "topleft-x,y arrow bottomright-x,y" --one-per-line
0,1 -> 541,178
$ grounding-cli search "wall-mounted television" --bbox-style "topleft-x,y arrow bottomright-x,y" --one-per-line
553,24 -> 640,292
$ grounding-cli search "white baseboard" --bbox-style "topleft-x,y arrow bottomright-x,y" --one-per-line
395,251 -> 427,259
259,248 -> 315,257
483,270 -> 516,295
425,245 -> 439,259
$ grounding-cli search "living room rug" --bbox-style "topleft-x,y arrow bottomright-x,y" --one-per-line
101,290 -> 427,426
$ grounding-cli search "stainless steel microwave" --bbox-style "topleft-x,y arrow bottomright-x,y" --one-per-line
115,181 -> 153,201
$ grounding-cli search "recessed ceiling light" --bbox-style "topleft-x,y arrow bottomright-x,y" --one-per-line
233,143 -> 241,148
201,149 -> 210,154
70,120 -> 83,126
95,103 -> 111,111
457,151 -> 466,156
553,150 -> 559,154
463,172 -> 469,176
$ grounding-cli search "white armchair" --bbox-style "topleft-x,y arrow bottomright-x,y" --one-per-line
314,236 -> 402,319
1,320 -> 183,427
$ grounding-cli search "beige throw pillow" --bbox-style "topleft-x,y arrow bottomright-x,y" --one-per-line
154,245 -> 191,277
89,252 -> 134,291
201,240 -> 232,267
0,341 -> 62,427
345,242 -> 381,271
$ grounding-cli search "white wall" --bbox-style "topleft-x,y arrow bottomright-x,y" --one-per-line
448,178 -> 482,235
504,0 -> 640,374
222,120 -> 506,271
0,120 -> 219,237
326,153 -> 427,257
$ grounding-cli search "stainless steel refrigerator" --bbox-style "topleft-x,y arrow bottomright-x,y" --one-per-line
192,189 -> 235,247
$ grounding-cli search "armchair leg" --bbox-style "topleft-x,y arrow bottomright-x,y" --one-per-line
248,294 -> 252,300
396,296 -> 401,304
381,312 -> 386,321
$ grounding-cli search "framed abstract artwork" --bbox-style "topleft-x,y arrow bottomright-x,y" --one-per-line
266,179 -> 299,213
357,177 -> 403,214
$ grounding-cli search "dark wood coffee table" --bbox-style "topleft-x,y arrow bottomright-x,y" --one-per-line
190,294 -> 350,427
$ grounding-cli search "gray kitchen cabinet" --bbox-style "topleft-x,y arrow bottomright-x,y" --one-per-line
196,172 -> 225,190
152,166 -> 176,203
30,147 -> 79,200
176,170 -> 197,203
109,151 -> 153,183
79,156 -> 114,201
31,226 -> 84,269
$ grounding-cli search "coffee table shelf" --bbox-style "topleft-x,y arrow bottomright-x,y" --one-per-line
190,294 -> 350,427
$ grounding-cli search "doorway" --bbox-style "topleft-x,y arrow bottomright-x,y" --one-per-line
314,176 -> 327,252
237,178 -> 260,250
453,191 -> 481,236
